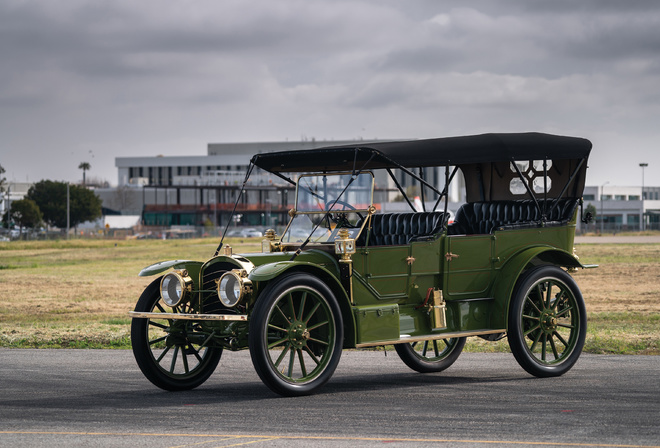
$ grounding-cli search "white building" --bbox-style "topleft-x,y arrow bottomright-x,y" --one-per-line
582,185 -> 660,231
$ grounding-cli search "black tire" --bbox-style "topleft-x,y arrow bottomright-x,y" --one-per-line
507,266 -> 587,377
249,273 -> 343,396
131,278 -> 222,391
394,337 -> 466,373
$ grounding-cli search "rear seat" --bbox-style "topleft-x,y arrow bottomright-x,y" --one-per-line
447,198 -> 579,236
357,212 -> 448,246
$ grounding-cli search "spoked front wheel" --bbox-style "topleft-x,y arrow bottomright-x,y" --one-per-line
507,266 -> 587,377
395,337 -> 466,373
131,278 -> 222,391
249,274 -> 343,396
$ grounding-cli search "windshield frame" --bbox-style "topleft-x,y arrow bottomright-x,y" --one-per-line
279,171 -> 375,246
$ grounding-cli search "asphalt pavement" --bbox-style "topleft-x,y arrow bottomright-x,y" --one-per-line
1,349 -> 659,448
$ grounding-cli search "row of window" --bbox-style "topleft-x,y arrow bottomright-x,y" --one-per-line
127,166 -> 249,186
583,193 -> 660,201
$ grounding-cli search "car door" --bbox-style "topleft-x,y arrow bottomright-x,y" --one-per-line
443,234 -> 494,299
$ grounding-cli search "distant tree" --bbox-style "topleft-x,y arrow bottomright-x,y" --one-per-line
585,203 -> 597,232
0,164 -> 6,218
0,163 -> 6,194
0,164 -> 7,228
585,203 -> 597,221
79,162 -> 91,186
27,180 -> 102,229
9,198 -> 42,238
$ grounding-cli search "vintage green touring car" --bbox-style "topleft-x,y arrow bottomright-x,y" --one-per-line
130,133 -> 595,396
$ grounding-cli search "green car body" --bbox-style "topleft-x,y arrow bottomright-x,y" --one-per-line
131,132 -> 594,396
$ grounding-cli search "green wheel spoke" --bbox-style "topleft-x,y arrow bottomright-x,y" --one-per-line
534,284 -> 544,303
556,306 -> 574,318
268,336 -> 289,350
287,347 -> 295,377
421,340 -> 429,357
307,320 -> 329,332
267,323 -> 288,333
525,296 -> 543,315
274,304 -> 291,325
529,329 -> 543,352
170,346 -> 180,373
303,346 -> 321,366
182,349 -> 190,374
541,334 -> 547,361
149,321 -> 168,330
273,343 -> 291,368
149,335 -> 168,346
432,341 -> 440,358
308,337 -> 329,346
545,282 -> 553,309
156,345 -> 171,363
155,302 -> 166,313
553,331 -> 569,348
297,349 -> 308,377
523,323 -> 541,337
287,293 -> 297,321
549,336 -> 559,360
298,292 -> 308,323
303,302 -> 322,325
557,322 -> 575,329
191,347 -> 203,363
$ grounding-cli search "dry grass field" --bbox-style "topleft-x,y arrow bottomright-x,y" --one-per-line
0,238 -> 658,354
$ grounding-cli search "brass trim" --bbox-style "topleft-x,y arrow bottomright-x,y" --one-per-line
129,311 -> 247,321
355,329 -> 506,348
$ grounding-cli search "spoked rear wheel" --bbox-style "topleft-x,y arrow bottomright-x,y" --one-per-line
131,278 -> 222,391
395,337 -> 466,373
249,274 -> 343,396
508,266 -> 586,377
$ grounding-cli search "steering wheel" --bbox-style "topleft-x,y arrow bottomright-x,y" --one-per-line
326,200 -> 364,223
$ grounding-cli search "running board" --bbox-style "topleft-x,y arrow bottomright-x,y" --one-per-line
129,311 -> 247,321
355,329 -> 506,348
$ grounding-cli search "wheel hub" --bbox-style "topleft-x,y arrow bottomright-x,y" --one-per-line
540,311 -> 558,333
288,321 -> 310,349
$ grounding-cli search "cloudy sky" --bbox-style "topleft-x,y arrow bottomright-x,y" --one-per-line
1,0 -> 659,187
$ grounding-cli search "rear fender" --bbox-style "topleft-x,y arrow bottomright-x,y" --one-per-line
490,247 -> 584,329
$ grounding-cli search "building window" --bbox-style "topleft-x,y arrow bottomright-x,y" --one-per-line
583,194 -> 595,201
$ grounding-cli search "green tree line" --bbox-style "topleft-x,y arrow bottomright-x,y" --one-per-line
2,165 -> 102,236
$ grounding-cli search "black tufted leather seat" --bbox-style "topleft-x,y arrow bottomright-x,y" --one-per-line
357,212 -> 448,246
447,198 -> 579,236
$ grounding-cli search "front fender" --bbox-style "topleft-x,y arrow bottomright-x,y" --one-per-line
490,246 -> 584,329
249,260 -> 338,283
139,259 -> 203,277
248,259 -> 356,348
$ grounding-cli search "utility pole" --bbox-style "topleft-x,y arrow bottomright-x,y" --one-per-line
67,183 -> 70,240
640,163 -> 648,231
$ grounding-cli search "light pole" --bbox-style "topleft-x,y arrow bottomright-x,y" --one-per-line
600,181 -> 609,234
640,163 -> 648,231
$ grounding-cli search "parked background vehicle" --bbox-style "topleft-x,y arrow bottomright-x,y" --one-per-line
130,132 -> 594,396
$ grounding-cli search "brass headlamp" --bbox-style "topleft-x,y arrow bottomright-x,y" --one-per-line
160,270 -> 193,307
217,269 -> 252,308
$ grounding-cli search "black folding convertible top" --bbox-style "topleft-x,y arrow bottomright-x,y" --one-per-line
251,132 -> 592,174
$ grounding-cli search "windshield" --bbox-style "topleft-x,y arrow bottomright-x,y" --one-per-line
281,172 -> 374,244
